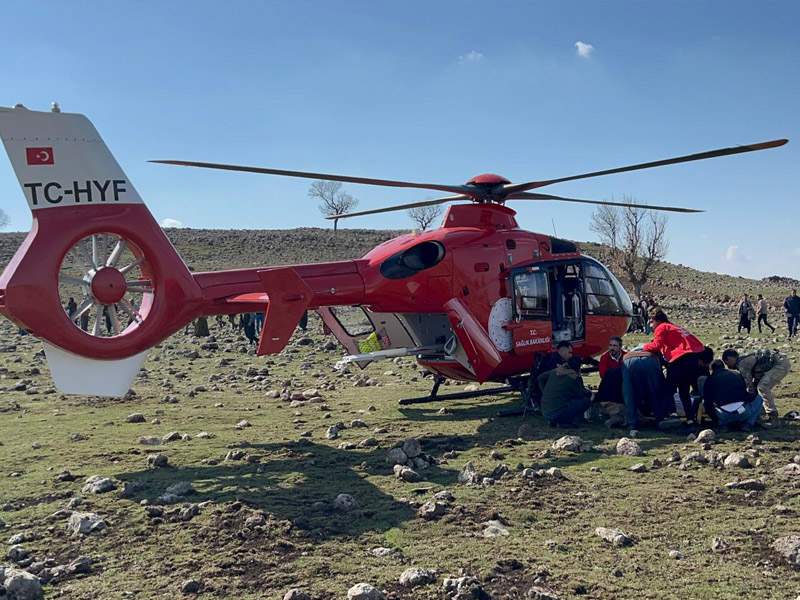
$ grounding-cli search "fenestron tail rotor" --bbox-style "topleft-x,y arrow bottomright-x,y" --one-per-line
152,138 -> 788,218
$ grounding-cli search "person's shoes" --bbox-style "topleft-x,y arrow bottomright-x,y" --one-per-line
605,414 -> 625,429
658,416 -> 682,430
767,413 -> 782,429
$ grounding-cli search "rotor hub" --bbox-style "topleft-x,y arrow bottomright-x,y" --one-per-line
90,267 -> 127,305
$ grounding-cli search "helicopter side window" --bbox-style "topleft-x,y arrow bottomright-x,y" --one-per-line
583,261 -> 625,315
513,271 -> 549,318
328,306 -> 374,337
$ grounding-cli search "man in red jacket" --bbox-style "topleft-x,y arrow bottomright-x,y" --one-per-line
599,336 -> 624,378
643,308 -> 705,424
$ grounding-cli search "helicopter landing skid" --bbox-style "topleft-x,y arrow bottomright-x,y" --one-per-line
398,376 -> 519,406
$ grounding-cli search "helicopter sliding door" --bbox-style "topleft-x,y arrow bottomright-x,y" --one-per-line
547,262 -> 586,343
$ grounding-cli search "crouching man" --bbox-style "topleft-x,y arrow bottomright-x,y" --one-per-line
722,348 -> 791,428
702,359 -> 763,432
538,356 -> 592,427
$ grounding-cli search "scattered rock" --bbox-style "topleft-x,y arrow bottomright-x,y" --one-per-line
774,463 -> 800,477
458,462 -> 479,485
283,590 -> 312,600
126,413 -> 146,423
418,501 -> 446,520
773,536 -> 800,566
3,568 -> 44,600
162,431 -> 181,442
402,438 -> 422,458
443,576 -> 490,600
695,429 -> 716,443
399,567 -> 437,587
669,550 -> 685,559
395,466 -> 422,483
483,520 -> 509,537
139,436 -> 163,446
552,435 -> 592,452
527,585 -> 560,600
725,479 -> 765,491
333,494 -> 358,512
615,438 -> 643,457
147,453 -> 169,468
595,527 -> 632,546
387,447 -> 408,465
723,452 -> 751,469
68,512 -> 106,535
347,583 -> 385,600
82,476 -> 116,494
545,467 -> 564,479
711,537 -> 731,553
629,463 -> 647,473
181,579 -> 202,594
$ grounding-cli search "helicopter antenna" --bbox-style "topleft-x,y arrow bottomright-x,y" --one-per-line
551,218 -> 558,237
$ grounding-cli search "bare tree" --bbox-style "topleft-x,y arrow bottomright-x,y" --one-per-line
589,196 -> 668,300
0,208 -> 8,230
407,203 -> 443,231
308,180 -> 359,232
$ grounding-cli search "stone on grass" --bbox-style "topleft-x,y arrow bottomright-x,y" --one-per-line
723,452 -> 751,469
139,436 -> 163,446
4,568 -> 44,600
387,447 -> 408,466
147,453 -> 169,468
711,537 -> 730,553
527,586 -> 560,600
695,429 -> 716,443
399,567 -> 437,587
483,520 -> 509,537
347,583 -> 385,600
774,463 -> 800,477
669,550 -> 685,559
402,438 -> 422,458
443,576 -> 489,600
629,463 -> 647,473
615,438 -> 643,457
68,512 -> 106,535
126,413 -> 146,423
333,494 -> 358,512
236,420 -> 251,429
283,590 -> 312,600
458,461 -> 479,485
181,579 -> 201,594
773,536 -> 800,566
595,527 -> 632,546
395,466 -> 422,483
82,476 -> 116,494
552,435 -> 592,452
325,426 -> 339,440
418,501 -> 446,520
8,544 -> 28,561
545,467 -> 564,479
162,431 -> 181,442
165,481 -> 195,497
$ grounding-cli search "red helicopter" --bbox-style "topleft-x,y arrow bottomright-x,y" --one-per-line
0,104 -> 787,400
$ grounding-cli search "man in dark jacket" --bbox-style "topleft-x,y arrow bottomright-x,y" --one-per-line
784,289 -> 800,338
538,356 -> 592,427
523,341 -> 572,411
703,359 -> 763,431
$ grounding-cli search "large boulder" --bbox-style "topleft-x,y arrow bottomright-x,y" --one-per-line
399,567 -> 437,587
773,536 -> 800,566
4,568 -> 44,600
458,461 -> 479,485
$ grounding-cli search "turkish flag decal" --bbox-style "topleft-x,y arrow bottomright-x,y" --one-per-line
26,147 -> 54,165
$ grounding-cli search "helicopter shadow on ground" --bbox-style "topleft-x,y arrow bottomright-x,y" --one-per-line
114,440 -> 456,540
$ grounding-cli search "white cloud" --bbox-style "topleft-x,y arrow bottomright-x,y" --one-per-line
458,50 -> 484,64
161,218 -> 184,228
575,41 -> 594,58
725,245 -> 738,261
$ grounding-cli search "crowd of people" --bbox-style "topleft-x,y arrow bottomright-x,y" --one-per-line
527,304 -> 793,432
736,289 -> 800,337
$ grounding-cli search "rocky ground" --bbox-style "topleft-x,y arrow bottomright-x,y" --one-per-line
0,228 -> 799,600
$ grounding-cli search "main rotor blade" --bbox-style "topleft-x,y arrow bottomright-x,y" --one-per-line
499,139 -> 788,196
507,192 -> 704,213
150,160 -> 475,197
325,195 -> 470,220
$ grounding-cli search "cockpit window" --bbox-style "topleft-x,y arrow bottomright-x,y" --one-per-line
582,258 -> 632,316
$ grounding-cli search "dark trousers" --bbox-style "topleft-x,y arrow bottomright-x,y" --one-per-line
738,317 -> 751,334
622,356 -> 668,426
788,314 -> 799,337
757,314 -> 774,333
666,352 -> 699,420
543,396 -> 592,426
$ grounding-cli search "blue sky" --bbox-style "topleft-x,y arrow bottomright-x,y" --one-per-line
0,0 -> 797,279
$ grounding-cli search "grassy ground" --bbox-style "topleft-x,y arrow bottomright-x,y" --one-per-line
1,305 -> 800,600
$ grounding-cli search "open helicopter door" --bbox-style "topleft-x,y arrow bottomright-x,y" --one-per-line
443,298 -> 502,382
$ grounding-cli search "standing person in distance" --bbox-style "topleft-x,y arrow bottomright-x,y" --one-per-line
784,289 -> 800,339
756,294 -> 776,334
737,294 -> 754,334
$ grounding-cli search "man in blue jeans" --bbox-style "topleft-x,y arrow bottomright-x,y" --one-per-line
701,359 -> 763,431
621,349 -> 678,429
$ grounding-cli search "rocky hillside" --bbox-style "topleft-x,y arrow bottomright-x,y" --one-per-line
1,228 -> 796,306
